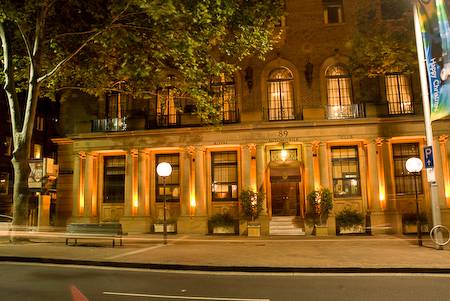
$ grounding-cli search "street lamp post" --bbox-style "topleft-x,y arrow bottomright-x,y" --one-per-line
406,157 -> 424,247
156,162 -> 172,245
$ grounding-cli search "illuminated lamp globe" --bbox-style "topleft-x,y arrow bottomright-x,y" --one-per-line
156,162 -> 172,177
405,157 -> 423,173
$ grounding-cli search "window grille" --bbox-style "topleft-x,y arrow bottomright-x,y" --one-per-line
211,151 -> 238,201
211,75 -> 237,122
156,154 -> 180,202
104,156 -> 125,203
385,73 -> 413,114
331,146 -> 361,198
267,68 -> 295,121
326,65 -> 353,110
392,143 -> 423,194
156,87 -> 183,126
106,92 -> 129,119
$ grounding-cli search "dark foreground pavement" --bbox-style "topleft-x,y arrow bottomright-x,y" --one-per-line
1,231 -> 450,273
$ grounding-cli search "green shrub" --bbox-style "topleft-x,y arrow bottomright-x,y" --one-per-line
209,212 -> 235,227
335,208 -> 364,228
240,189 -> 265,221
307,188 -> 333,225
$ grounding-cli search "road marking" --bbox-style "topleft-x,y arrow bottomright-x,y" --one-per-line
103,291 -> 270,301
105,235 -> 188,259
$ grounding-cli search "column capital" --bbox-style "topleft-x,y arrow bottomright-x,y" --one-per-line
375,137 -> 385,147
185,146 -> 196,157
311,141 -> 320,156
78,151 -> 86,159
439,135 -> 448,144
130,149 -> 139,158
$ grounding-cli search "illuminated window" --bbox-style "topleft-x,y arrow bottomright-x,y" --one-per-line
267,67 -> 295,121
155,154 -> 180,203
3,136 -> 12,156
211,151 -> 238,202
323,0 -> 344,24
331,146 -> 361,198
385,72 -> 413,114
106,92 -> 129,119
156,87 -> 182,126
33,144 -> 42,159
326,65 -> 354,118
392,143 -> 423,194
0,173 -> 8,195
36,116 -> 44,131
210,75 -> 238,122
104,156 -> 125,203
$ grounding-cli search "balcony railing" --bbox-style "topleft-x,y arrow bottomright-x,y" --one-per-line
92,117 -> 127,132
147,110 -> 240,129
266,107 -> 296,121
326,104 -> 366,120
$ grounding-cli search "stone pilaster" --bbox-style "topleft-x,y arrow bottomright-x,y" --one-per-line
256,144 -> 267,213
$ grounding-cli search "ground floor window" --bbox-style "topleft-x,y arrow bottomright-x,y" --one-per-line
331,146 -> 361,198
211,151 -> 238,201
156,154 -> 180,202
104,156 -> 125,203
392,143 -> 422,194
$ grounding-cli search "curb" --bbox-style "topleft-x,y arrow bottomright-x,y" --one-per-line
2,256 -> 450,274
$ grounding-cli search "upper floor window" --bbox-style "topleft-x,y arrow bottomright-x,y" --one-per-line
211,151 -> 238,202
104,156 -> 125,203
385,72 -> 413,114
331,146 -> 361,198
392,143 -> 423,195
267,67 -> 295,121
156,154 -> 180,203
323,0 -> 344,24
156,87 -> 181,126
381,0 -> 409,20
36,116 -> 44,131
106,92 -> 129,119
210,75 -> 238,123
326,65 -> 353,107
33,144 -> 42,159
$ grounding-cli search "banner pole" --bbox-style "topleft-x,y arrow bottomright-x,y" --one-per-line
413,2 -> 442,249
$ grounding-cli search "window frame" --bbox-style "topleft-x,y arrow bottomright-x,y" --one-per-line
155,153 -> 180,203
384,72 -> 414,115
267,67 -> 295,121
323,0 -> 344,25
392,143 -> 423,195
103,156 -> 126,204
210,75 -> 238,123
211,151 -> 239,202
331,146 -> 361,198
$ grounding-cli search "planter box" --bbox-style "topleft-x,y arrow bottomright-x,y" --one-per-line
339,225 -> 365,234
403,224 -> 429,234
213,225 -> 235,234
247,224 -> 261,237
314,225 -> 328,236
154,223 -> 176,233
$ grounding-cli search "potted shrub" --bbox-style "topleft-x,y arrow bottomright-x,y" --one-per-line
153,218 -> 177,233
240,189 -> 265,237
307,188 -> 333,236
209,212 -> 236,234
335,207 -> 365,235
402,212 -> 428,234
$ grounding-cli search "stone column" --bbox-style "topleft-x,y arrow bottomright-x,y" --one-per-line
312,141 -> 320,190
195,147 -> 207,216
138,150 -> 149,216
83,153 -> 97,219
72,152 -> 85,217
123,150 -> 134,217
304,143 -> 315,208
380,138 -> 394,210
241,144 -> 253,189
256,144 -> 267,212
180,148 -> 193,216
433,137 -> 447,208
438,135 -> 450,208
367,140 -> 381,212
318,142 -> 330,189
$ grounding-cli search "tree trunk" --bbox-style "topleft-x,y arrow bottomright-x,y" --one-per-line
11,140 -> 31,227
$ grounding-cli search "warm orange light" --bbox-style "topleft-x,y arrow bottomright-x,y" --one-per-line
379,186 -> 386,210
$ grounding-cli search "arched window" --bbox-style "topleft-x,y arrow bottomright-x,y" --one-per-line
385,72 -> 413,114
210,75 -> 237,123
267,68 -> 295,121
326,65 -> 354,118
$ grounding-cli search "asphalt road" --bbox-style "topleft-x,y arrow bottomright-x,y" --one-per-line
1,262 -> 450,301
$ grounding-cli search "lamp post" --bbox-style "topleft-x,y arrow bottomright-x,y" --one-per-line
156,162 -> 172,245
406,157 -> 423,246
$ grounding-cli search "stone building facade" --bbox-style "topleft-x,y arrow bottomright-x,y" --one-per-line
54,0 -> 450,235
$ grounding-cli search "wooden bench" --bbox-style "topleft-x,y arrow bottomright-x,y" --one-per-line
65,223 -> 124,247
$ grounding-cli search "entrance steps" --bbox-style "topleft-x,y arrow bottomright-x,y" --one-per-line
269,216 -> 306,236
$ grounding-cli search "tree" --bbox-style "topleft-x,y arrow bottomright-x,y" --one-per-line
0,0 -> 283,227
349,1 -> 417,79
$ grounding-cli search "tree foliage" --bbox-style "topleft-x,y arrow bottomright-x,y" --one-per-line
349,1 -> 417,78
0,0 -> 284,225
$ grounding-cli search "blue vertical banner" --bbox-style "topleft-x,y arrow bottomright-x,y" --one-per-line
416,0 -> 450,121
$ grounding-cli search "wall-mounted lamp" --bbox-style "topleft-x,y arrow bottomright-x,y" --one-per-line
304,61 -> 313,88
280,143 -> 288,162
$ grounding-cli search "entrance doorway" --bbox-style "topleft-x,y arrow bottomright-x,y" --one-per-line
270,165 -> 301,216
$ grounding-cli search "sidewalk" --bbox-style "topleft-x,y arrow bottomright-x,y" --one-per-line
1,232 -> 450,272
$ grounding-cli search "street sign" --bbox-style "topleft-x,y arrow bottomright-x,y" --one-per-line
423,146 -> 434,168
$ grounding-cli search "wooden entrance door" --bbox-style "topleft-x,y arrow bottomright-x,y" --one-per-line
271,182 -> 299,216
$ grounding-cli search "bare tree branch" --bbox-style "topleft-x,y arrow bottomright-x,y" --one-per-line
17,24 -> 32,62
